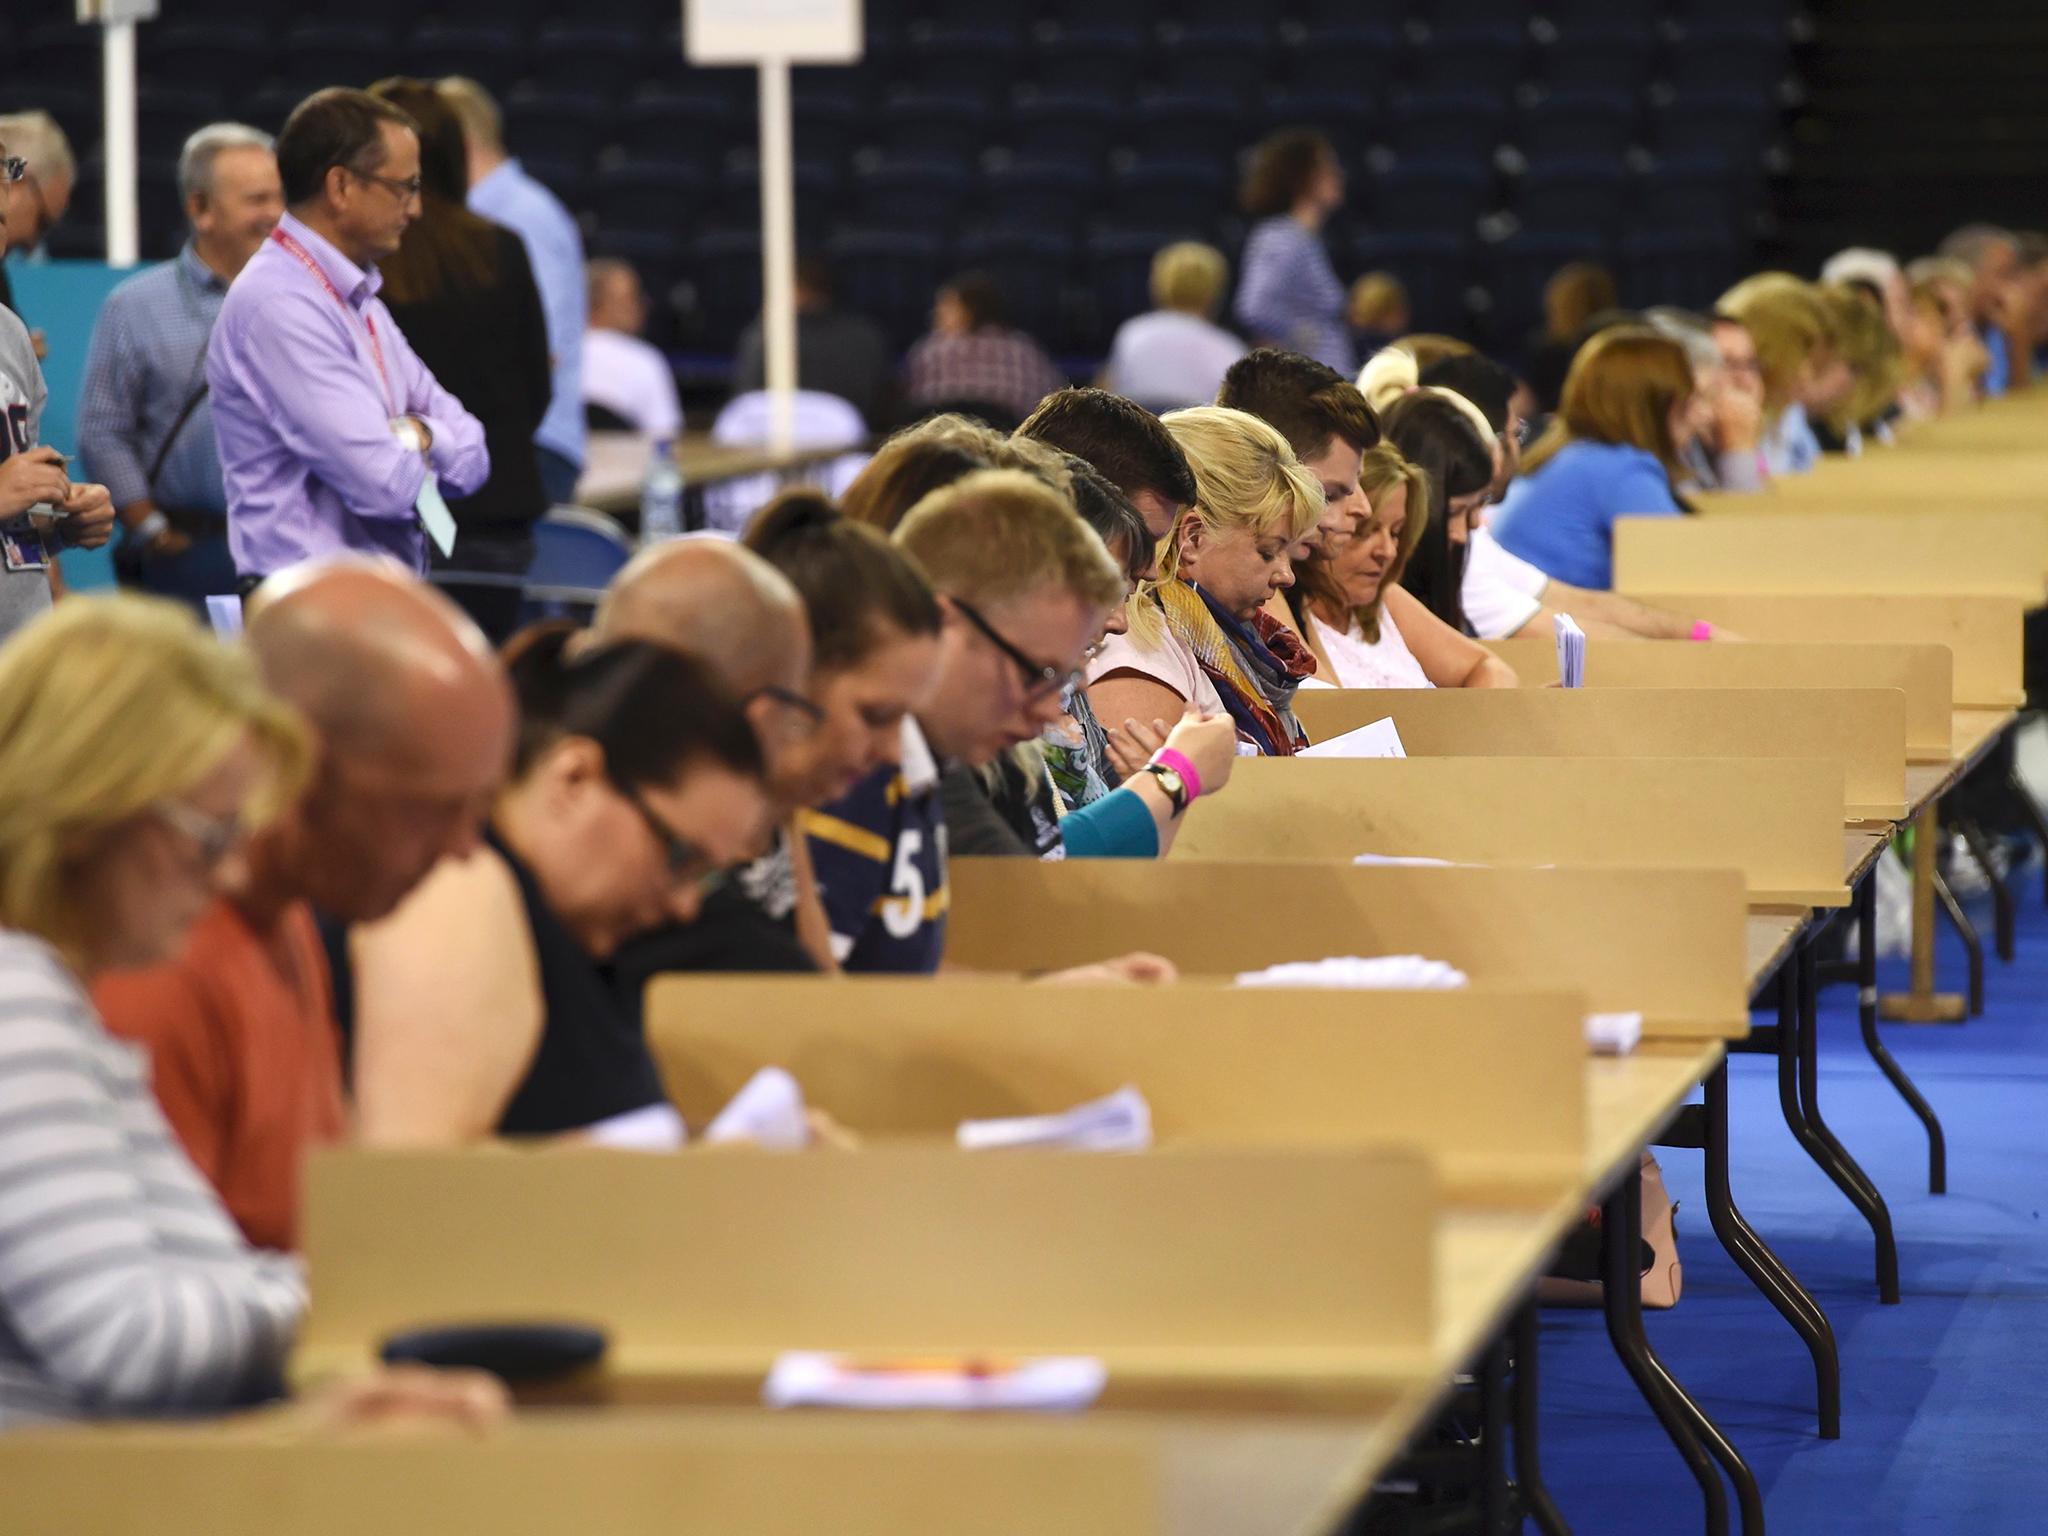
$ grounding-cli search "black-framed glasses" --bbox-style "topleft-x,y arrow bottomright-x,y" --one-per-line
746,683 -> 827,734
349,166 -> 423,202
0,157 -> 24,186
619,784 -> 727,896
949,594 -> 1080,701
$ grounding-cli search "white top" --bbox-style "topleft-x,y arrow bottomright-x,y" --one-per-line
1462,525 -> 1548,640
1103,311 -> 1249,413
1088,624 -> 1230,717
582,328 -> 683,440
1309,609 -> 1433,690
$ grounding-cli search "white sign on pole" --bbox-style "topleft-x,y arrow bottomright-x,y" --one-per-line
684,0 -> 862,65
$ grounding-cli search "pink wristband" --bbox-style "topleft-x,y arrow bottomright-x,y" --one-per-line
1688,621 -> 1714,642
1151,747 -> 1203,802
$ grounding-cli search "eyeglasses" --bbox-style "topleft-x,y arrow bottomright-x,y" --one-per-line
620,784 -> 728,897
0,157 -> 24,186
154,800 -> 244,871
745,683 -> 827,734
949,594 -> 1081,701
350,167 -> 423,202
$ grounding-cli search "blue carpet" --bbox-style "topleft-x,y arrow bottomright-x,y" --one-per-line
1537,874 -> 2048,1535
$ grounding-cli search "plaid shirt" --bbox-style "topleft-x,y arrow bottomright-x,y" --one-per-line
902,328 -> 1067,422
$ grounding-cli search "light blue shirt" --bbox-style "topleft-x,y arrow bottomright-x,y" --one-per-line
1761,401 -> 1821,477
1492,439 -> 1684,591
1981,326 -> 2011,397
77,244 -> 230,517
470,159 -> 586,468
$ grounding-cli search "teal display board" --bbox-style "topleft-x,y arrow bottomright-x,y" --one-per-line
6,255 -> 162,591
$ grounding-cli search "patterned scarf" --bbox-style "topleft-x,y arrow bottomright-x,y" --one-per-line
1155,578 -> 1316,756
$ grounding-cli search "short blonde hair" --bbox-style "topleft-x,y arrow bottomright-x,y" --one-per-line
435,76 -> 502,152
895,468 -> 1125,611
1150,242 -> 1229,315
0,110 -> 75,185
1158,405 -> 1324,581
0,596 -> 310,961
1347,272 -> 1408,332
1718,272 -> 1835,413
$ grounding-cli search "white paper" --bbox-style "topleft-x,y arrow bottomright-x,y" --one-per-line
583,1101 -> 688,1150
1352,852 -> 1459,869
1234,955 -> 1470,991
204,594 -> 243,638
1583,1012 -> 1643,1056
1300,717 -> 1407,759
957,1086 -> 1152,1152
763,1352 -> 1107,1412
705,1066 -> 811,1149
1554,613 -> 1585,689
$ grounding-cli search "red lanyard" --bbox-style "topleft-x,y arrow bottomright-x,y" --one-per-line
269,225 -> 395,415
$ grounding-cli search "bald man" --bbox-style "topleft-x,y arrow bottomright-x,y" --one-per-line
593,535 -> 842,979
96,563 -> 513,1250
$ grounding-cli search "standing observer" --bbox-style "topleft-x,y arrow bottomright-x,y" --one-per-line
207,90 -> 487,586
78,124 -> 283,610
368,78 -> 552,644
441,77 -> 588,506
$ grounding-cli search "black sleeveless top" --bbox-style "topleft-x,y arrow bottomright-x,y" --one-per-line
325,827 -> 669,1137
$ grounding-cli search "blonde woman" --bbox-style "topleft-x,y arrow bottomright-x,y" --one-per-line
0,596 -> 501,1430
1293,445 -> 1441,688
1087,405 -> 1323,756
1103,241 -> 1247,412
1815,282 -> 1904,452
1717,273 -> 1839,476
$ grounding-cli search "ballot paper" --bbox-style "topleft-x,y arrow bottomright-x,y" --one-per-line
704,1066 -> 811,1148
763,1352 -> 1108,1412
204,594 -> 243,638
1234,955 -> 1471,990
1554,613 -> 1586,689
1583,1012 -> 1643,1056
956,1086 -> 1153,1151
1300,716 -> 1407,759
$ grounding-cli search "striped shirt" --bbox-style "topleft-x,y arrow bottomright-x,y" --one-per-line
0,929 -> 304,1429
1233,216 -> 1355,375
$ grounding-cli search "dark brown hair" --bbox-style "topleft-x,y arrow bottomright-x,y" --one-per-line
1016,387 -> 1198,507
1215,348 -> 1381,461
500,625 -> 763,787
1241,128 -> 1335,219
367,77 -> 500,302
275,87 -> 417,207
743,491 -> 941,673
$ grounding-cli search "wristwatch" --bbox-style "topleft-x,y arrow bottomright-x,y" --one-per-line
1140,761 -> 1191,817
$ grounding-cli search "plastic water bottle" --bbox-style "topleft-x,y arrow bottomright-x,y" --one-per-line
640,439 -> 684,545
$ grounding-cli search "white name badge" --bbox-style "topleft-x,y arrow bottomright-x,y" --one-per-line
416,477 -> 458,559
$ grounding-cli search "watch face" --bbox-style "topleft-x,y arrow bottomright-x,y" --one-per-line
1150,765 -> 1186,799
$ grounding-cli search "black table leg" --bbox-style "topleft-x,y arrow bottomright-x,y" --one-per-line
1799,941 -> 1903,1304
1601,1169 -> 1731,1536
1512,1300 -> 1573,1536
1702,1060 -> 1841,1439
1856,871 -> 1948,1195
1480,1332 -> 1513,1535
1954,812 -> 2015,963
1930,864 -> 1985,1017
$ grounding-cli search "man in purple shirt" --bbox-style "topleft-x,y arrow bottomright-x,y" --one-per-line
208,89 -> 487,583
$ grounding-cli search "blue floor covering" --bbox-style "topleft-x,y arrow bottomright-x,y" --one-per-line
1537,880 -> 2048,1535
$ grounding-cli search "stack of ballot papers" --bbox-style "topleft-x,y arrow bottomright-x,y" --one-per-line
1554,613 -> 1586,688
764,1352 -> 1108,1412
957,1087 -> 1153,1151
1234,956 -> 1471,990
704,1066 -> 812,1148
1300,716 -> 1406,758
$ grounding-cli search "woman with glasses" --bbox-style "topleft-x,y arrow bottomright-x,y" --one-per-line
348,629 -> 770,1146
0,595 -> 496,1431
1087,406 -> 1325,756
